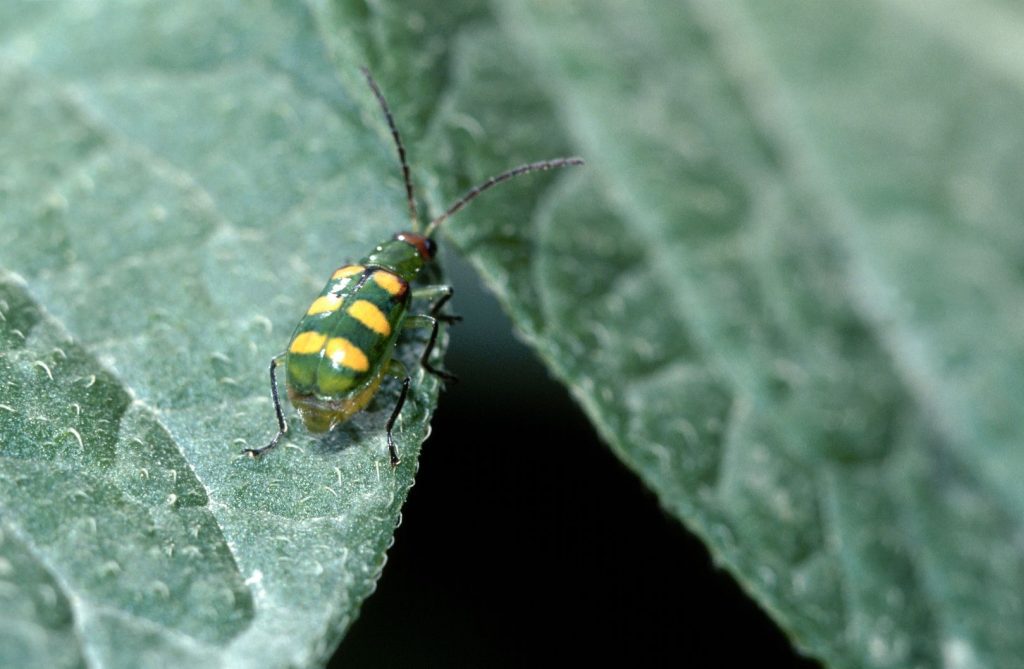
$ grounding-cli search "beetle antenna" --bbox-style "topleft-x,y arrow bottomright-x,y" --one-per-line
424,157 -> 584,238
361,67 -> 420,231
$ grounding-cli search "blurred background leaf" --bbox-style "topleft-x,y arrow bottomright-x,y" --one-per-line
358,1 -> 1024,668
3,1 -> 1024,669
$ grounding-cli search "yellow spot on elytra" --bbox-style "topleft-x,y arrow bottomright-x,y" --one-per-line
331,264 -> 364,280
372,271 -> 405,296
306,295 -> 342,315
289,331 -> 327,355
347,299 -> 391,336
326,337 -> 369,372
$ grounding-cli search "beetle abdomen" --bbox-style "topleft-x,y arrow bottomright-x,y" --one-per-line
287,365 -> 386,433
285,265 -> 409,399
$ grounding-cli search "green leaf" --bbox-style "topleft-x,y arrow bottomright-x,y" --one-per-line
7,1 -> 1024,668
408,2 -> 1024,668
0,3 -> 452,667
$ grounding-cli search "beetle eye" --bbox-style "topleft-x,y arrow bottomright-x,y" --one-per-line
424,238 -> 437,258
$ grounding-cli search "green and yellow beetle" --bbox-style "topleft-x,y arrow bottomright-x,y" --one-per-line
244,69 -> 582,464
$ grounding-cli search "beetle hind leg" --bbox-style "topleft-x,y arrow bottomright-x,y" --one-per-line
244,354 -> 289,458
384,359 -> 411,466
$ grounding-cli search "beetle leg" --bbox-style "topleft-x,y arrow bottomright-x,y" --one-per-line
244,354 -> 288,458
404,314 -> 458,383
384,359 -> 411,466
411,284 -> 461,324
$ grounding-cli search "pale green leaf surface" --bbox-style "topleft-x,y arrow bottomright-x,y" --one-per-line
0,3 -> 447,667
405,2 -> 1024,668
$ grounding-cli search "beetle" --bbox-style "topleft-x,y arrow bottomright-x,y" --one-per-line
243,68 -> 583,464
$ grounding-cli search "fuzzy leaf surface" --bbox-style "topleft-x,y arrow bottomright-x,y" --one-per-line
0,3 -> 447,667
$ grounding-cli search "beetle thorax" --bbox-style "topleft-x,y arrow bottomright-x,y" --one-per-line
362,238 -> 423,281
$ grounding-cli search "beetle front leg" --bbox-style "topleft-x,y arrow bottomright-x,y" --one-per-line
411,284 -> 461,324
244,354 -> 288,458
403,314 -> 457,383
